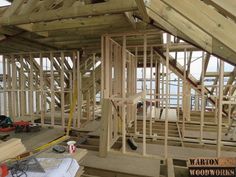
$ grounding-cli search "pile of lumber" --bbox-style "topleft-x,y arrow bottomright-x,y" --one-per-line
0,138 -> 26,162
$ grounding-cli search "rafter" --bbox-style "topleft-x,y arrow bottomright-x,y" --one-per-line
2,0 -> 24,17
146,0 -> 236,66
0,0 -> 138,25
200,53 -> 210,83
135,0 -> 150,22
223,67 -> 236,96
202,0 -> 236,22
125,12 -> 137,29
160,0 -> 236,59
18,14 -> 128,32
186,51 -> 192,76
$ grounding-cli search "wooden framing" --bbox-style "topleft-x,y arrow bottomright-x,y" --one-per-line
200,52 -> 205,143
0,1 -> 235,169
164,33 -> 170,158
0,51 -> 90,127
217,60 -> 224,157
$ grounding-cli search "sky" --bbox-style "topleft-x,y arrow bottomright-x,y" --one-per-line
0,0 -> 10,6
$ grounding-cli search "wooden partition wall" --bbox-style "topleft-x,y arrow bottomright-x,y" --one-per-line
99,32 -> 236,159
0,50 -> 100,128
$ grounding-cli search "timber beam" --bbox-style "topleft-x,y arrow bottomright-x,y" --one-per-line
0,0 -> 138,25
146,0 -> 236,66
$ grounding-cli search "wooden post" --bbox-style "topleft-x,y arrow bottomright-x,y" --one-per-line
122,35 -> 127,154
61,52 -> 65,127
72,52 -> 77,127
77,51 -> 82,128
182,49 -> 187,138
217,60 -> 224,157
3,56 -> 7,115
177,77 -> 180,121
142,34 -> 147,156
101,36 -> 104,99
40,53 -> 45,126
149,47 -> 153,136
154,60 -> 158,118
228,86 -> 232,125
200,52 -> 205,143
93,53 -> 96,120
134,47 -> 138,134
165,34 -> 170,159
156,61 -> 160,109
7,57 -> 12,117
195,90 -> 199,111
29,54 -> 34,122
50,52 -> 55,126
86,90 -> 91,120
11,55 -> 17,121
99,98 -> 112,157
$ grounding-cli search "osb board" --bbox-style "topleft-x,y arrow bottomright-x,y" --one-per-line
81,151 -> 160,177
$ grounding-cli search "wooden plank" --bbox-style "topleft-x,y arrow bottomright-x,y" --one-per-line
29,54 -> 34,122
61,52 -> 65,127
161,0 -> 236,55
182,49 -> 186,138
204,0 -> 236,21
2,0 -> 24,17
167,158 -> 175,177
134,47 -> 138,134
93,53 -> 96,120
223,67 -> 236,96
147,0 -> 236,66
11,55 -> 17,121
18,0 -> 39,15
99,99 -> 112,157
40,53 -> 45,126
143,34 -> 147,156
135,0 -> 150,22
149,47 -> 153,136
200,52 -> 205,143
200,53 -> 210,83
164,34 -> 170,159
50,52 -> 55,126
83,151 -> 160,177
146,0 -> 212,52
0,0 -> 138,25
7,57 -> 12,118
217,60 -> 224,157
72,52 -> 77,127
3,56 -> 7,115
125,12 -> 136,29
63,0 -> 77,8
0,138 -> 26,162
20,14 -> 127,32
122,35 -> 127,154
77,51 -> 82,128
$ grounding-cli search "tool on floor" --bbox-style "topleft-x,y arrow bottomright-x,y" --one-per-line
127,137 -> 138,150
52,145 -> 66,153
14,121 -> 41,133
0,163 -> 9,177
0,115 -> 14,132
3,156 -> 45,177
